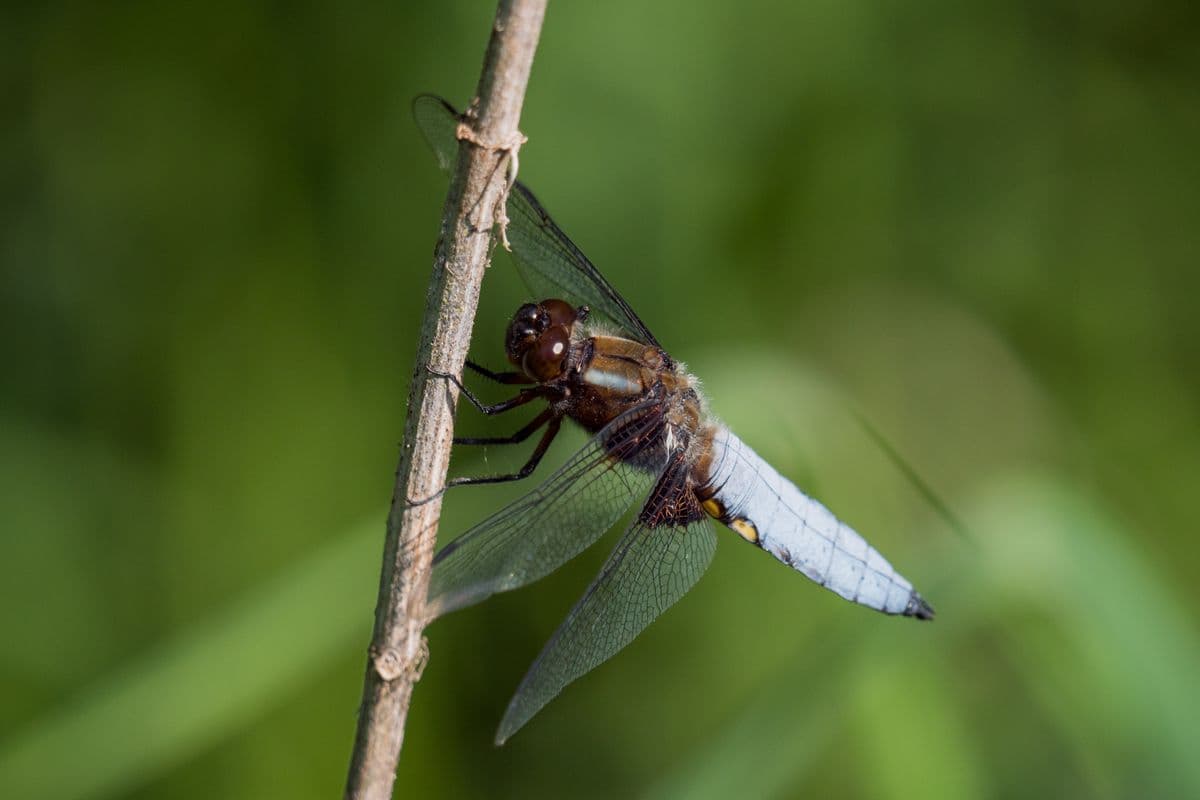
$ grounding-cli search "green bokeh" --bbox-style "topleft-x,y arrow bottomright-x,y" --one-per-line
2,2 -> 1198,798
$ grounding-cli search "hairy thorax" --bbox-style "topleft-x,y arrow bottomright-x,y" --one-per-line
563,331 -> 717,492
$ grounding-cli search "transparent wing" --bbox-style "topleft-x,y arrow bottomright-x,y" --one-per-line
495,466 -> 717,744
411,93 -> 461,171
504,183 -> 661,347
412,94 -> 661,346
427,402 -> 669,619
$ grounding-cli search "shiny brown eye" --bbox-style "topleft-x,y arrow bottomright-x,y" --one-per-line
506,303 -> 542,365
541,299 -> 577,328
522,324 -> 570,381
514,302 -> 541,326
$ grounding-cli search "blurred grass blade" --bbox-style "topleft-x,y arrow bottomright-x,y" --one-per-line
851,408 -> 973,546
648,475 -> 1200,799
642,631 -> 847,800
850,654 -> 985,800
975,477 -> 1200,798
0,517 -> 381,800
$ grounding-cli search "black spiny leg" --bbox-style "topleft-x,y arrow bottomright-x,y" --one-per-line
428,369 -> 542,416
465,360 -> 534,385
408,416 -> 563,507
411,369 -> 562,507
444,416 -> 562,490
455,408 -> 556,447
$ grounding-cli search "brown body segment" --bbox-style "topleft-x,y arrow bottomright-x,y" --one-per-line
565,335 -> 675,433
501,298 -> 722,526
568,330 -> 724,527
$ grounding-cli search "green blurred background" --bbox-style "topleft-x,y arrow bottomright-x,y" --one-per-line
3,1 -> 1198,798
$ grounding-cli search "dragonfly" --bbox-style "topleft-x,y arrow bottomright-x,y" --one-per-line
413,95 -> 933,745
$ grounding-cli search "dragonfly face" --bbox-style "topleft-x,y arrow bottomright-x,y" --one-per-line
505,299 -> 582,382
414,95 -> 934,746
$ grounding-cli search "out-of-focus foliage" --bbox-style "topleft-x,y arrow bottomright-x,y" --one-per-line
2,1 -> 1198,798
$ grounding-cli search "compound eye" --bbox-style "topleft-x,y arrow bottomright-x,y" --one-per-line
506,303 -> 544,365
522,324 -> 570,381
540,299 -> 578,328
514,302 -> 542,328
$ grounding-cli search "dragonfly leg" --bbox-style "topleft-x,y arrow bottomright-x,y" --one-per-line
465,360 -> 534,385
445,416 -> 563,489
407,416 -> 563,507
428,368 -> 542,415
455,408 -> 555,446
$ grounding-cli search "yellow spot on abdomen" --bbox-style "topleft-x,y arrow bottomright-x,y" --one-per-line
702,498 -> 724,519
730,517 -> 759,544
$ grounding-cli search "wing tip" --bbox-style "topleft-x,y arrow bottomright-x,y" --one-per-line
493,704 -> 526,747
904,591 -> 936,620
411,92 -> 455,116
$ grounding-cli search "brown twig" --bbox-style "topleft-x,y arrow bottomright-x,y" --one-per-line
343,2 -> 546,798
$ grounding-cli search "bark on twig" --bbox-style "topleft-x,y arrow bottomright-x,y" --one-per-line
344,2 -> 546,797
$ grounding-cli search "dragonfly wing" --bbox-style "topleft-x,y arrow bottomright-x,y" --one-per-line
412,94 -> 661,346
503,182 -> 661,347
411,93 -> 461,172
495,461 -> 716,744
428,402 -> 669,619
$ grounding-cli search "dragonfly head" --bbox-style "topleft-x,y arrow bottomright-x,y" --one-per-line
506,299 -> 583,382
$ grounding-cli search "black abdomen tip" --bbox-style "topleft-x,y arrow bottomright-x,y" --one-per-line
905,591 -> 936,620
